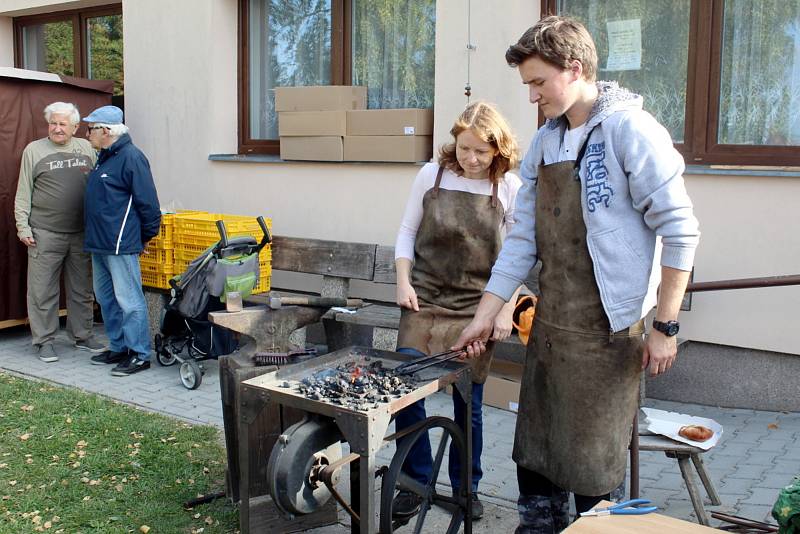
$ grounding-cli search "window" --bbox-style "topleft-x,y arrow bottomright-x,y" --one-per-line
545,0 -> 800,166
239,0 -> 435,155
14,5 -> 124,106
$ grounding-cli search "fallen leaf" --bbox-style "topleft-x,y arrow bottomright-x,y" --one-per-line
44,520 -> 52,528
21,405 -> 34,412
8,481 -> 16,486
115,485 -> 123,492
76,440 -> 87,448
82,496 -> 90,501
19,433 -> 31,441
204,516 -> 213,525
140,526 -> 151,533
65,417 -> 72,424
768,423 -> 779,430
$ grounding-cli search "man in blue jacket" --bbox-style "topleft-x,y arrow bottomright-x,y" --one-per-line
83,106 -> 161,376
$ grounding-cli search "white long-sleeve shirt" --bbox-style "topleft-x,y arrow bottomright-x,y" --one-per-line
395,162 -> 522,260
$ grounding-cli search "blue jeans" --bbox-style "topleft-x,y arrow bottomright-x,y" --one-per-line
92,253 -> 151,359
394,347 -> 484,492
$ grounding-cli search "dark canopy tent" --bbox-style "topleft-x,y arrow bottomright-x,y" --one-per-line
0,67 -> 113,323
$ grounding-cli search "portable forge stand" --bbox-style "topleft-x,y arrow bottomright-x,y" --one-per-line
239,346 -> 475,534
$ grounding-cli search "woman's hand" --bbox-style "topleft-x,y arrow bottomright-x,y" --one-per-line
396,282 -> 419,311
490,302 -> 515,341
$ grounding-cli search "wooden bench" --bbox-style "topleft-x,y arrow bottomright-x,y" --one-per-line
261,236 -> 527,362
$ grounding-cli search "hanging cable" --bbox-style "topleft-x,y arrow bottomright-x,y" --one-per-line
465,0 -> 476,101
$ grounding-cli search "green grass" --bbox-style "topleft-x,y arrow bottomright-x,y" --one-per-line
0,371 -> 238,533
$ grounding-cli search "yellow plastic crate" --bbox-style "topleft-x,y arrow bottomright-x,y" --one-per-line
140,247 -> 174,265
174,244 -> 271,264
141,270 -> 173,290
149,210 -> 205,248
140,261 -> 174,276
175,213 -> 272,243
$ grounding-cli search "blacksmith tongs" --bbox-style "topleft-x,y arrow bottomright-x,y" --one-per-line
393,347 -> 467,376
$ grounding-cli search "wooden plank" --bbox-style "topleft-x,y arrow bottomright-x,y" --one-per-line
564,500 -> 718,533
373,245 -> 396,284
335,303 -> 400,329
271,235 -> 377,280
0,309 -> 67,330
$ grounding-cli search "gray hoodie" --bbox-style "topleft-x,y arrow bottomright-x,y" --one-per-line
486,82 -> 700,332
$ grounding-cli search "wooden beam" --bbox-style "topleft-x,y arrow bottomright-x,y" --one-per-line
271,236 -> 376,281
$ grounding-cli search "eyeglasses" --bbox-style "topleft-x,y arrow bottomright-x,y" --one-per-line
87,126 -> 106,132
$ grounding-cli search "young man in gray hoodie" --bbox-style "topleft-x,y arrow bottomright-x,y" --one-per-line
454,16 -> 700,533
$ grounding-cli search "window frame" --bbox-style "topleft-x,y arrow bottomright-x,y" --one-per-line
13,4 -> 123,82
543,0 -> 800,167
238,0 -> 353,155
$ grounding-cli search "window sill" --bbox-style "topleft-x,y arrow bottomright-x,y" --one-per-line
685,165 -> 800,178
208,154 -> 427,166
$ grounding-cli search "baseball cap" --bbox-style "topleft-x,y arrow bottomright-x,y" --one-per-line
83,105 -> 124,124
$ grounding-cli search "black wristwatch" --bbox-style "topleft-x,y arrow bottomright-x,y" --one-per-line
652,319 -> 680,337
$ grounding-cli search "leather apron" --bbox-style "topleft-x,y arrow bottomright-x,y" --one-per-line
397,166 -> 505,384
511,146 -> 645,496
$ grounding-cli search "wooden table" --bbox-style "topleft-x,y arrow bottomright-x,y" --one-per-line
563,501 -> 720,533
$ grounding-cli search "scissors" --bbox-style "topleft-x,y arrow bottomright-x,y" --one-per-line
580,499 -> 658,517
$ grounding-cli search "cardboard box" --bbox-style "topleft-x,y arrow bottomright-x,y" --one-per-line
343,135 -> 433,163
274,85 -> 367,112
346,108 -> 433,136
279,136 -> 343,162
278,111 -> 347,137
482,360 -> 523,412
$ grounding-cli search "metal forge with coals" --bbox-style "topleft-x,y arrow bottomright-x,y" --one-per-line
238,346 -> 475,534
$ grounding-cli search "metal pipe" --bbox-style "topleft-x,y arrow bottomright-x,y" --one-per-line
686,274 -> 800,293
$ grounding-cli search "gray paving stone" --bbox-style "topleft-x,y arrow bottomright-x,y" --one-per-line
741,486 -> 783,506
3,327 -> 800,529
734,504 -> 776,524
724,463 -> 772,480
754,473 -> 798,490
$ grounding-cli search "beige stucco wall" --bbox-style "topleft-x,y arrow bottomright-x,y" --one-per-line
680,174 -> 800,355
1,0 -> 797,356
0,0 -> 111,17
0,17 -> 13,65
121,0 -> 541,244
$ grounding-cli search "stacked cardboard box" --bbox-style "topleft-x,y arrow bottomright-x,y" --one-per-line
276,86 -> 433,163
276,86 -> 366,162
344,108 -> 433,162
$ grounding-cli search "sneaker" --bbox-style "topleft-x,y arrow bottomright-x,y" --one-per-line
91,350 -> 128,366
392,490 -> 423,519
469,493 -> 484,520
37,344 -> 59,363
111,354 -> 150,376
453,490 -> 484,520
74,337 -> 108,353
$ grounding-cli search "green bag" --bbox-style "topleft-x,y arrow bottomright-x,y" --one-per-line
773,476 -> 800,534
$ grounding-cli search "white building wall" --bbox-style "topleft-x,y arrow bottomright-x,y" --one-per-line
0,17 -> 13,66
0,0 -> 797,355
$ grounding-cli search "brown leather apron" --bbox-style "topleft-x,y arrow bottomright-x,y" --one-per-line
511,148 -> 644,496
397,166 -> 505,383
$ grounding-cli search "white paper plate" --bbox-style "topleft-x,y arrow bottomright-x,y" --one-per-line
641,407 -> 723,450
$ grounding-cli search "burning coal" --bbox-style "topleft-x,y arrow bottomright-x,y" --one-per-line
283,358 -> 418,411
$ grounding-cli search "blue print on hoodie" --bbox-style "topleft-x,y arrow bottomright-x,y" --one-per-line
585,141 -> 614,212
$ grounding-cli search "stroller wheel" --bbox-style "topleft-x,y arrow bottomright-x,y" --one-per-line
180,360 -> 203,390
156,349 -> 178,367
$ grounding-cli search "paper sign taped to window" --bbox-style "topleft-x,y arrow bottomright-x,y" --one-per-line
606,19 -> 642,71
404,126 -> 416,135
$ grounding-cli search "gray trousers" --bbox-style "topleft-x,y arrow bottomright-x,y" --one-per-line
27,227 -> 94,346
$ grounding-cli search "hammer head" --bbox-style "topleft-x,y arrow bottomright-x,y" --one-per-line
267,296 -> 282,309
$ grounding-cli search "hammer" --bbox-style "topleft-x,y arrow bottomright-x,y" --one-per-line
267,295 -> 364,310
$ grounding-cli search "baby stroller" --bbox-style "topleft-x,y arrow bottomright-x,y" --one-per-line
154,216 -> 271,389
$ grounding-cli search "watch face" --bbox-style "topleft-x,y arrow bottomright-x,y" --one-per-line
666,323 -> 679,336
